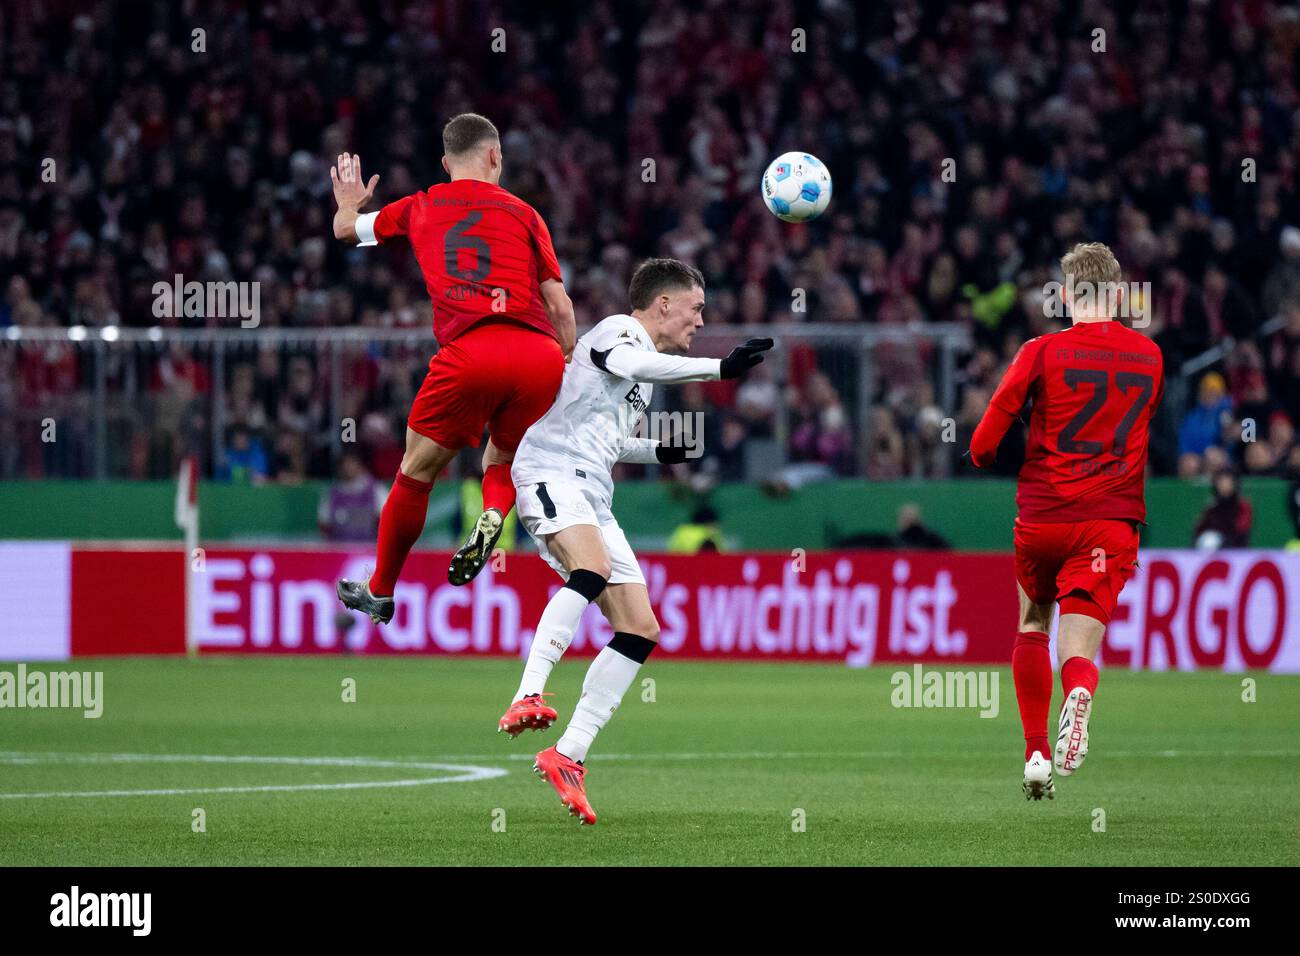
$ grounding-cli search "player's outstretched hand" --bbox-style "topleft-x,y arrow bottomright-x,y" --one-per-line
330,152 -> 379,212
720,338 -> 775,379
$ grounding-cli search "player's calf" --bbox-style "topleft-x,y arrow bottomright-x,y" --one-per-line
553,630 -> 655,765
510,568 -> 608,706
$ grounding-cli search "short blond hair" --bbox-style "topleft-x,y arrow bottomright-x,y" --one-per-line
1060,242 -> 1122,286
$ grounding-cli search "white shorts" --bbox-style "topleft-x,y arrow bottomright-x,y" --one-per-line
515,478 -> 645,586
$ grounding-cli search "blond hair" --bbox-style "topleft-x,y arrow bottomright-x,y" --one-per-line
1060,242 -> 1122,286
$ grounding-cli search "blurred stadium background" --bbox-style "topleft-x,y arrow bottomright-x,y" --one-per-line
0,0 -> 1298,660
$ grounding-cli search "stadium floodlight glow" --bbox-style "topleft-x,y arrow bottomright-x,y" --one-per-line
4,325 -> 19,341
147,326 -> 164,341
100,326 -> 120,342
68,325 -> 87,342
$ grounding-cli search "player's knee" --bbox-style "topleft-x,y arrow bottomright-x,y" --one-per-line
1019,605 -> 1053,633
1017,590 -> 1054,632
481,442 -> 514,470
400,434 -> 449,483
564,568 -> 608,602
399,455 -> 435,483
586,556 -> 612,580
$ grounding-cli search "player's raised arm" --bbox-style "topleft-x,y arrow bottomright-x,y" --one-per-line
599,336 -> 773,384
540,278 -> 577,360
599,345 -> 721,383
330,152 -> 379,244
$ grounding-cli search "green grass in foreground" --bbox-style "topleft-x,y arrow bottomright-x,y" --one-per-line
0,657 -> 1296,866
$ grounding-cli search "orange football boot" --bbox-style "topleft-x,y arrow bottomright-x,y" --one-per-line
497,693 -> 558,738
533,745 -> 597,825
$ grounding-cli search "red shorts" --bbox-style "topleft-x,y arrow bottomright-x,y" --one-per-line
1013,518 -> 1140,624
408,320 -> 564,453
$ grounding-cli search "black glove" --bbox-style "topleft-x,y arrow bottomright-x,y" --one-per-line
655,444 -> 688,464
720,338 -> 775,379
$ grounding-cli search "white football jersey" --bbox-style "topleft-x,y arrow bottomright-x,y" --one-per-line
512,313 -> 719,502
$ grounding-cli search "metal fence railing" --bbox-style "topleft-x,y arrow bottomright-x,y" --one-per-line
0,323 -> 974,481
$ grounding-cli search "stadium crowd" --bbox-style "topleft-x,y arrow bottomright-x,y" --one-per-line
2,0 -> 1299,490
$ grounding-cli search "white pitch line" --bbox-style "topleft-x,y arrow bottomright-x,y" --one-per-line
396,749 -> 1300,762
0,752 -> 507,800
8,749 -> 1296,765
0,752 -> 491,768
0,747 -> 1293,801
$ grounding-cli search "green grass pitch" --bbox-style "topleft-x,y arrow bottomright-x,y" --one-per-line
1,656 -> 1296,866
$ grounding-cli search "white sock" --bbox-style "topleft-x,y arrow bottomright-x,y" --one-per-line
515,586 -> 591,699
556,643 -> 646,763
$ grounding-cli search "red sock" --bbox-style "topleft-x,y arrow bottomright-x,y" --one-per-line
1061,656 -> 1099,698
1012,631 -> 1053,761
369,470 -> 433,597
481,462 -> 516,516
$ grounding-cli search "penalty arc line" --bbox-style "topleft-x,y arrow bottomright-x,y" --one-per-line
0,752 -> 508,800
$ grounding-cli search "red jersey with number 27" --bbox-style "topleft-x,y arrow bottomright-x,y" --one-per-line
372,179 -> 562,345
975,320 -> 1164,523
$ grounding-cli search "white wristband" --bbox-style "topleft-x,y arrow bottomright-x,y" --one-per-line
355,211 -> 379,247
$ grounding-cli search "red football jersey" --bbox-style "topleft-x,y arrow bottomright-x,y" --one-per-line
975,320 -> 1164,523
372,179 -> 562,345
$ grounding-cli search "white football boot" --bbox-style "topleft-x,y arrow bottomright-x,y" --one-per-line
1054,687 -> 1092,776
1023,750 -> 1055,800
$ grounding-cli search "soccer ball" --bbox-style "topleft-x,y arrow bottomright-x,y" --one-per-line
761,151 -> 832,222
